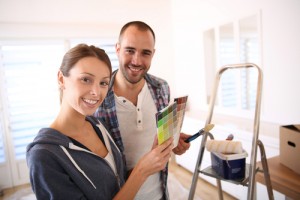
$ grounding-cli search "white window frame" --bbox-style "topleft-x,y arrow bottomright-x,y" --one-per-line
203,12 -> 262,119
0,37 -> 117,188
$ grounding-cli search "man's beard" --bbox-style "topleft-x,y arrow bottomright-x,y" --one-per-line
121,65 -> 147,84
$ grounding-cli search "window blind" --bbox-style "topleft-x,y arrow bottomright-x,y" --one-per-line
218,37 -> 259,110
219,37 -> 238,108
0,44 -> 64,160
0,118 -> 5,163
240,38 -> 259,110
0,40 -> 118,161
70,40 -> 118,71
100,44 -> 118,71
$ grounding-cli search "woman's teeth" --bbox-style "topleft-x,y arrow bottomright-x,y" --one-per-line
83,98 -> 98,105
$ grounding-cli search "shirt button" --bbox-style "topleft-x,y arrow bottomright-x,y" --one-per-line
123,100 -> 126,103
137,108 -> 140,111
138,120 -> 141,123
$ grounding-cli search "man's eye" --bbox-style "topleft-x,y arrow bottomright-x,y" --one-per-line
143,51 -> 152,56
126,49 -> 134,54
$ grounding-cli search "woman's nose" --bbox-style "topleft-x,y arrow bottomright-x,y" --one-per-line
90,84 -> 100,95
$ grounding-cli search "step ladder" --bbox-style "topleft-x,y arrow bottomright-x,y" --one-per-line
188,63 -> 274,200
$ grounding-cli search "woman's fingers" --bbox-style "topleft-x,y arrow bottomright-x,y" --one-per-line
157,137 -> 174,152
154,137 -> 173,167
136,137 -> 174,178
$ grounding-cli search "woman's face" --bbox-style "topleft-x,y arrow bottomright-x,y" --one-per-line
59,56 -> 110,116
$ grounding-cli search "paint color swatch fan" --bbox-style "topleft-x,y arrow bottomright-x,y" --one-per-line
156,96 -> 188,147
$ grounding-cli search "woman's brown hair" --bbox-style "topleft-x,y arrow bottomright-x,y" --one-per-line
59,44 -> 112,102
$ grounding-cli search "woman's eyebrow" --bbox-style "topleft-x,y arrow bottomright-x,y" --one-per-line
80,72 -> 95,76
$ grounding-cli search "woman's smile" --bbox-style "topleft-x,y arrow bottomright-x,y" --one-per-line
82,97 -> 99,105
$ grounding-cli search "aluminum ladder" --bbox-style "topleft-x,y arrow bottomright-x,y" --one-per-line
188,63 -> 274,200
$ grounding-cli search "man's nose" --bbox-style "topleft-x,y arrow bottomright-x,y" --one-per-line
132,53 -> 142,66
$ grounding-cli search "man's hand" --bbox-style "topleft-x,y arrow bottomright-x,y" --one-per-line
173,133 -> 191,155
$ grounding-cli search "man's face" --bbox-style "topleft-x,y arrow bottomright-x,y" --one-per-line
116,26 -> 155,84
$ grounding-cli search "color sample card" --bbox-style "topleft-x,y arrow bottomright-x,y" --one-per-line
174,95 -> 188,145
156,96 -> 188,147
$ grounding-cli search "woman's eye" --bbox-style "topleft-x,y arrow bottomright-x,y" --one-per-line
100,81 -> 109,86
81,77 -> 91,83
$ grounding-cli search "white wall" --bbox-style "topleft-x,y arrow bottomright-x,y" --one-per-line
172,0 -> 300,138
1,0 -> 299,137
0,0 -> 176,189
0,0 -> 175,88
1,0 -> 299,196
0,0 -> 300,135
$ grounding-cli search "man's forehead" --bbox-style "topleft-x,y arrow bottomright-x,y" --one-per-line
121,37 -> 154,51
121,27 -> 154,44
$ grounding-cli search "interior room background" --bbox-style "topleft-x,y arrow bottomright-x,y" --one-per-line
0,0 -> 299,198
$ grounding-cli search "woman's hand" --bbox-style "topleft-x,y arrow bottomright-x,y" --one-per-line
113,137 -> 173,200
135,137 -> 173,180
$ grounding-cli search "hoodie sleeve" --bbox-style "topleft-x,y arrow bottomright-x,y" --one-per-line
27,147 -> 88,200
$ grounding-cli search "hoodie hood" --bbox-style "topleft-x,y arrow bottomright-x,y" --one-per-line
27,128 -> 71,152
27,128 -> 98,189
26,119 -> 125,199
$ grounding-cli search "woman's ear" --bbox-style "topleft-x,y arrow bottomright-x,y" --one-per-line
58,70 -> 65,90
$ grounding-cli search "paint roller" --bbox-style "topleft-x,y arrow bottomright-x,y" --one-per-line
205,139 -> 243,154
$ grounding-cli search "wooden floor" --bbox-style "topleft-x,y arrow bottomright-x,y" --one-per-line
0,163 -> 237,200
169,162 -> 237,200
0,183 -> 32,200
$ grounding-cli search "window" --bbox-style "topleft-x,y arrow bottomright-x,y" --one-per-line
69,39 -> 118,71
100,44 -> 118,71
239,16 -> 260,110
0,42 -> 64,160
0,39 -> 118,161
218,23 -> 238,108
203,14 -> 261,113
0,116 -> 5,164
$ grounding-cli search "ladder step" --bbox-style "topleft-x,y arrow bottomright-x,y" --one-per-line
199,164 -> 251,186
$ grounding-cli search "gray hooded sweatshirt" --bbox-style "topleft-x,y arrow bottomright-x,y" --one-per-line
26,116 -> 125,200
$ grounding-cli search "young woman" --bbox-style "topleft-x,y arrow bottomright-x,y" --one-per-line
26,44 -> 173,200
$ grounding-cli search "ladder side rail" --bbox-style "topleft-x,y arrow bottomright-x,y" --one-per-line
188,63 -> 266,200
216,179 -> 224,200
188,132 -> 215,200
218,63 -> 263,199
188,133 -> 208,200
257,140 -> 274,200
188,66 -> 223,200
246,63 -> 263,200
